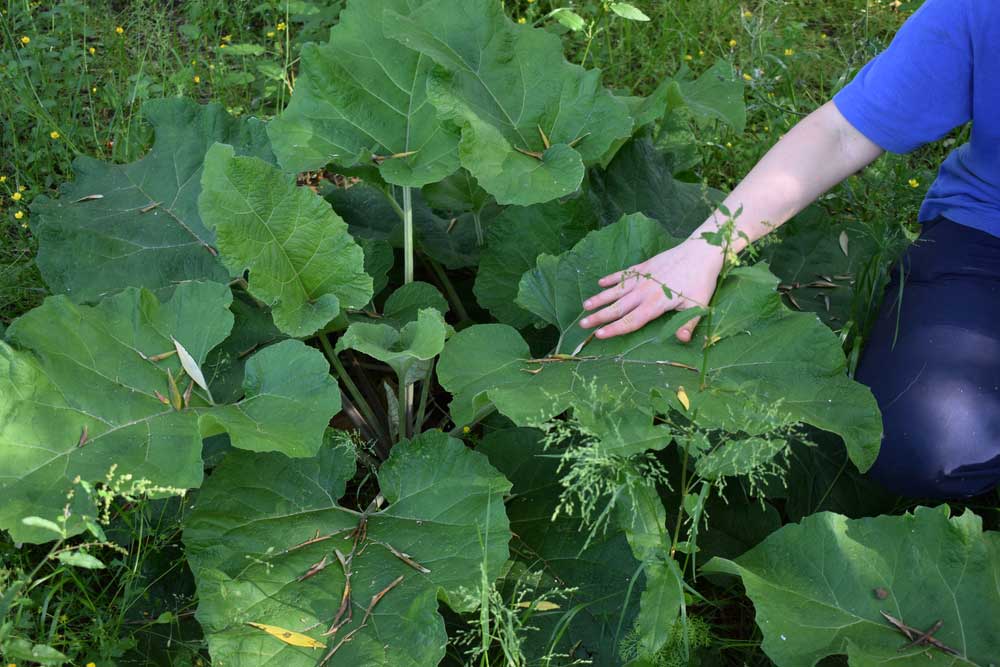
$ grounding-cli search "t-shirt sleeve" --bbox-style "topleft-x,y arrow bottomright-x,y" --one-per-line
833,0 -> 973,153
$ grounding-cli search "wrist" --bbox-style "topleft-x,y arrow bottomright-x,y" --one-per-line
682,232 -> 729,270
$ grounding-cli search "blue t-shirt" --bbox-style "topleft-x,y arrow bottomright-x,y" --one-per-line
833,0 -> 1000,236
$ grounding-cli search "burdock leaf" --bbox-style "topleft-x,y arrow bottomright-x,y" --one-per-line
438,215 -> 882,471
30,98 -> 273,302
474,198 -> 596,328
185,431 -> 511,667
704,506 -> 1000,666
266,0 -> 460,187
384,0 -> 633,205
198,143 -> 372,337
0,282 -> 339,543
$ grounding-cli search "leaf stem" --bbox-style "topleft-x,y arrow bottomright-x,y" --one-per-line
415,358 -> 435,434
320,335 -> 389,449
426,257 -> 471,323
398,379 -> 408,442
403,186 -> 414,284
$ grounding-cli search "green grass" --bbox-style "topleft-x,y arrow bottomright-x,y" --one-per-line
0,1 -> 961,664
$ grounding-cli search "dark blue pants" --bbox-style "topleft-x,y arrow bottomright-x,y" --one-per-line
857,217 -> 1000,499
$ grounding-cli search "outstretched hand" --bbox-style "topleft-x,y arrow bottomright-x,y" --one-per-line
579,238 -> 725,342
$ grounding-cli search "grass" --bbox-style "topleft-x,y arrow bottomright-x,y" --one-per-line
0,0 -> 960,664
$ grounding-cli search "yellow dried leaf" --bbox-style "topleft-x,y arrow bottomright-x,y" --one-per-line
677,386 -> 690,411
514,600 -> 561,611
246,622 -> 325,649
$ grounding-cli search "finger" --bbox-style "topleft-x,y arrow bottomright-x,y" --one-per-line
675,315 -> 701,343
583,280 -> 637,311
580,291 -> 642,329
597,265 -> 639,288
595,305 -> 661,339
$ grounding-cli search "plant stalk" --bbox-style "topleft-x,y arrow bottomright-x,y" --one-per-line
398,379 -> 408,442
320,335 -> 389,449
427,257 -> 471,323
415,358 -> 435,433
403,186 -> 414,284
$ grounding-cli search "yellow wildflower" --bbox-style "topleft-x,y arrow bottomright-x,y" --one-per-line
725,141 -> 733,148
89,46 -> 96,55
266,31 -> 275,38
908,178 -> 920,188
743,72 -> 752,81
86,663 -> 96,667
517,17 -> 526,24
221,34 -> 232,42
684,54 -> 693,61
115,26 -> 124,35
193,75 -> 201,84
698,49 -> 705,56
820,32 -> 828,40
0,175 -> 6,183
20,35 -> 30,45
14,210 -> 24,220
764,125 -> 770,131
276,22 -> 286,31
50,131 -> 60,140
92,86 -> 97,93
784,47 -> 795,56
219,43 -> 227,48
17,185 -> 25,192
728,38 -> 737,48
462,426 -> 471,433
11,192 -> 22,202
743,10 -> 753,18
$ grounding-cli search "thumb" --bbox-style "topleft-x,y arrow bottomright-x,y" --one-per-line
676,316 -> 701,343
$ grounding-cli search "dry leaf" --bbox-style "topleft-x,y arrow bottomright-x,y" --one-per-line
515,600 -> 561,611
677,386 -> 690,411
246,622 -> 325,649
172,337 -> 211,395
838,230 -> 849,257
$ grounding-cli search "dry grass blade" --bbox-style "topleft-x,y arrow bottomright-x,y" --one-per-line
319,575 -> 405,666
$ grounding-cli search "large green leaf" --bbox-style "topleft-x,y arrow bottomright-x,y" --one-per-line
199,143 -> 372,338
663,60 -> 747,133
478,427 -> 641,665
762,207 -> 877,327
588,135 -> 723,238
438,215 -> 882,471
30,98 -> 273,303
185,430 -> 512,667
0,282 -> 339,543
384,0 -> 634,205
266,0 -> 459,187
704,506 -> 1000,666
474,198 -> 596,329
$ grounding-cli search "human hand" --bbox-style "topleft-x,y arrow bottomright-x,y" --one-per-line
579,238 -> 725,342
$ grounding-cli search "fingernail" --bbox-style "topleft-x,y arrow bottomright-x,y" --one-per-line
583,300 -> 591,309
580,318 -> 589,327
596,329 -> 606,338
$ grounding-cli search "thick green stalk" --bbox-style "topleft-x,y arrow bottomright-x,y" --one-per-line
403,186 -> 414,284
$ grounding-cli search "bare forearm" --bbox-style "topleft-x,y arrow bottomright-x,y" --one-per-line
691,101 -> 884,253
